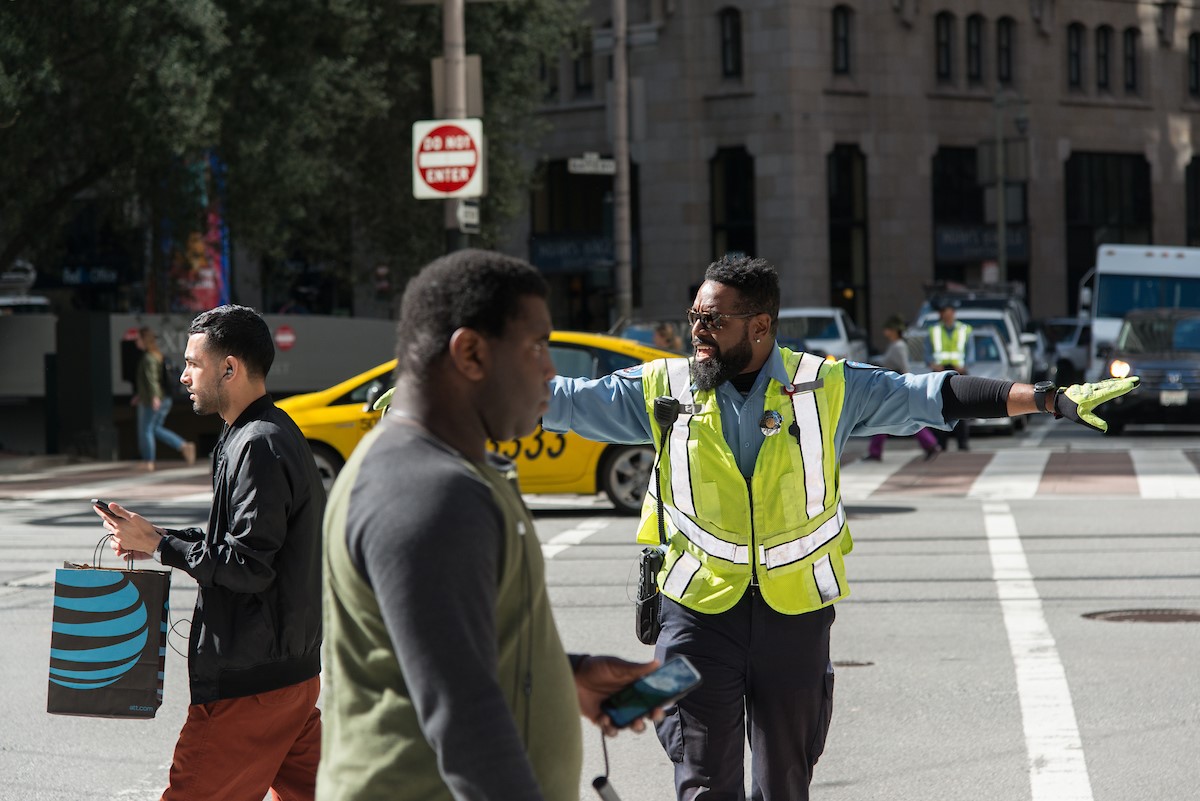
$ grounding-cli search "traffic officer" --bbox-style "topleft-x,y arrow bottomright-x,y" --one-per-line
928,301 -> 974,450
542,254 -> 1137,801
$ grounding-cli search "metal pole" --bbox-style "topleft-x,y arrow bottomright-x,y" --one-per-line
611,0 -> 632,325
444,0 -> 468,253
995,94 -> 1007,283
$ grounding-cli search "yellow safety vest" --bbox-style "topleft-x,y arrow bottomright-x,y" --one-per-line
635,350 -> 854,616
931,322 -> 972,367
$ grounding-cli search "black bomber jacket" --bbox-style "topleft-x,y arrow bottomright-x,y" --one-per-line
158,394 -> 326,704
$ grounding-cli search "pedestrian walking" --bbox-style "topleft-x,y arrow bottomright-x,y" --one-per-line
133,327 -> 195,470
864,314 -> 940,461
94,305 -> 326,801
927,302 -> 974,450
542,254 -> 1137,801
319,249 -> 663,801
654,321 -> 685,352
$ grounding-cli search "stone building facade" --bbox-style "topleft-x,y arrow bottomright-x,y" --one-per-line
504,0 -> 1200,344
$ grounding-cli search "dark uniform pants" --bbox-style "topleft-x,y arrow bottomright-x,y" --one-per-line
654,591 -> 835,801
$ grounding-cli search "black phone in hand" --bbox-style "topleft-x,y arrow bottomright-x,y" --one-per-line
600,655 -> 703,729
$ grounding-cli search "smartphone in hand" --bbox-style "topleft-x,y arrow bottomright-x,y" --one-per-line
600,655 -> 703,729
91,498 -> 122,520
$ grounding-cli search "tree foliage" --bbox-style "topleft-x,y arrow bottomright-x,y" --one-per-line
0,0 -> 580,306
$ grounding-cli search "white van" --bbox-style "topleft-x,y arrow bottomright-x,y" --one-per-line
1079,245 -> 1200,380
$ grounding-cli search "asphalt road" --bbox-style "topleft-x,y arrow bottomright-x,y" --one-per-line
1,415 -> 1198,801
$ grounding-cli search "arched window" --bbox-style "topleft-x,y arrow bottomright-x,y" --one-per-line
1067,22 -> 1086,89
1096,26 -> 1113,91
1124,27 -> 1141,94
1189,33 -> 1200,98
710,146 -> 755,260
997,17 -> 1015,85
718,8 -> 743,79
935,11 -> 955,83
966,14 -> 985,84
832,5 -> 853,76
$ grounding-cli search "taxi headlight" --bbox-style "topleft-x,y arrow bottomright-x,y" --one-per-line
1109,359 -> 1132,379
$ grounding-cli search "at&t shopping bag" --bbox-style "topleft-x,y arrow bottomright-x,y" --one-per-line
46,563 -> 171,719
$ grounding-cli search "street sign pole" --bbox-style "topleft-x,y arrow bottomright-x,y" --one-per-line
443,0 -> 469,253
611,0 -> 632,325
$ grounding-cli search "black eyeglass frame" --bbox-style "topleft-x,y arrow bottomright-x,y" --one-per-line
685,309 -> 764,331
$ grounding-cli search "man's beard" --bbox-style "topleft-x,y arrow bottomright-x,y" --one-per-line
691,332 -> 754,391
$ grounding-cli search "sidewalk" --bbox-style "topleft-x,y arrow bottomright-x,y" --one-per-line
0,455 -> 211,501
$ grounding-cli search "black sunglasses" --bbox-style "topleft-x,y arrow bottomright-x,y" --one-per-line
686,309 -> 763,331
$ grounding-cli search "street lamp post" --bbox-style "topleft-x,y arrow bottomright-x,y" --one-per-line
992,92 -> 1029,283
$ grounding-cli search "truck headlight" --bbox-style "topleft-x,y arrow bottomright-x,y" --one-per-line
1109,359 -> 1132,379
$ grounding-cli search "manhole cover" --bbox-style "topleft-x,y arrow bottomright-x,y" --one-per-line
832,660 -> 874,668
1083,609 -> 1200,623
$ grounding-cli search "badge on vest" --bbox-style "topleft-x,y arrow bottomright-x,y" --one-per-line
760,410 -> 784,436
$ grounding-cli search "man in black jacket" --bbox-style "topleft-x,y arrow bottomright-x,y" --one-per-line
96,304 -> 326,801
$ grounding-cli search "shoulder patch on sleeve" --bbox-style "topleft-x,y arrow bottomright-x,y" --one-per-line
844,361 -> 880,370
614,364 -> 645,379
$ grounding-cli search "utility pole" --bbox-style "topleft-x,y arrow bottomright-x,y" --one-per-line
611,0 -> 632,325
444,0 -> 469,253
994,93 -> 1007,283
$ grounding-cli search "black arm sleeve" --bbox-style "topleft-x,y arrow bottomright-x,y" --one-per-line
940,374 -> 1015,419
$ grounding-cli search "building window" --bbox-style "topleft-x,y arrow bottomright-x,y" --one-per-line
935,12 -> 955,83
1124,27 -> 1140,94
967,14 -> 985,85
1067,23 -> 1085,90
573,29 -> 594,98
719,8 -> 743,79
1064,152 -> 1153,311
1190,33 -> 1200,98
827,145 -> 870,330
1188,158 -> 1200,245
710,146 -> 756,261
539,54 -> 559,101
832,5 -> 853,76
1096,25 -> 1112,92
997,17 -> 1015,85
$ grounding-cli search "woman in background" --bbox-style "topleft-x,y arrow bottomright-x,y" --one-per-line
864,315 -> 941,462
134,327 -> 196,471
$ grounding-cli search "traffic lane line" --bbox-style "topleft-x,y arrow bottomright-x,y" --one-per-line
541,517 -> 609,560
984,501 -> 1094,801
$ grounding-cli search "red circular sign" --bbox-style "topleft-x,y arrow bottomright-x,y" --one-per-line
415,124 -> 479,194
274,325 -> 296,351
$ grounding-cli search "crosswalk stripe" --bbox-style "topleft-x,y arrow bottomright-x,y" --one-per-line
969,450 -> 1051,499
839,452 -> 918,500
1130,449 -> 1200,498
846,448 -> 1200,499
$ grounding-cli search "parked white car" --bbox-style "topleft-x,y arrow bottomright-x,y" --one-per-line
776,307 -> 868,361
913,307 -> 1037,383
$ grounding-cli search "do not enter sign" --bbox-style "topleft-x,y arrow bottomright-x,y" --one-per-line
274,325 -> 296,352
412,118 -> 484,200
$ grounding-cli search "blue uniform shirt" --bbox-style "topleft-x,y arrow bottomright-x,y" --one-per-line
544,345 -> 954,479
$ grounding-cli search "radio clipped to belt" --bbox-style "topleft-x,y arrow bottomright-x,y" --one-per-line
635,396 -> 680,646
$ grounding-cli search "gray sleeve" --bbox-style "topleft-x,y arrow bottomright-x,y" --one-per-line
348,464 -> 547,801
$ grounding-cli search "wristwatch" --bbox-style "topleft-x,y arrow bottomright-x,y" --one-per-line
1033,380 -> 1059,416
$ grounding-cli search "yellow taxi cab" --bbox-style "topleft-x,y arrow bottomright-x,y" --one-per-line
277,331 -> 677,513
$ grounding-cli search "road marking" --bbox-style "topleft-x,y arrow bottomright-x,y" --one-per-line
22,466 -> 211,501
1021,415 -> 1053,448
1130,449 -> 1200,498
541,517 -> 607,559
969,449 -> 1050,499
839,451 -> 917,499
983,501 -> 1094,801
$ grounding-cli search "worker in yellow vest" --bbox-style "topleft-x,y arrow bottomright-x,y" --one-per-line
927,302 -> 974,450
543,255 -> 1137,801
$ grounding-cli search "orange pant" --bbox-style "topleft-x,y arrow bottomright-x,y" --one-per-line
161,675 -> 321,801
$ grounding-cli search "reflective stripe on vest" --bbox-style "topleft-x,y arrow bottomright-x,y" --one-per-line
931,323 -> 970,365
637,351 -> 853,615
665,358 -> 697,518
